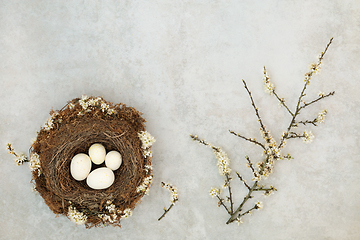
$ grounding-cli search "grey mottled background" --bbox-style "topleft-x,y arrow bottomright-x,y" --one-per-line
1,1 -> 359,239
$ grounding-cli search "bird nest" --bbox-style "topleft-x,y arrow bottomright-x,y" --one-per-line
29,96 -> 154,228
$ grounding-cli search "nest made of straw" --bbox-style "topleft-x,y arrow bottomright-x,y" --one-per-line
30,96 -> 153,228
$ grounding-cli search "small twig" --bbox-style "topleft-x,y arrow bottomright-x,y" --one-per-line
299,91 -> 335,111
272,89 -> 294,117
229,130 -> 266,150
158,204 -> 174,221
6,143 -> 18,157
236,172 -> 251,190
217,195 -> 231,214
242,80 -> 267,135
298,119 -> 318,126
239,205 -> 257,218
226,174 -> 234,214
158,182 -> 178,221
245,156 -> 257,176
190,134 -> 220,152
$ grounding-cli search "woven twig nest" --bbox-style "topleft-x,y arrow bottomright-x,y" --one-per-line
30,96 -> 154,228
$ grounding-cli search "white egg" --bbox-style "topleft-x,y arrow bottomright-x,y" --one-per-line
70,153 -> 92,181
88,143 -> 106,165
105,151 -> 122,171
86,167 -> 115,190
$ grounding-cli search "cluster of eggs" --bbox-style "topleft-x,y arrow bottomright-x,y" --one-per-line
70,143 -> 122,190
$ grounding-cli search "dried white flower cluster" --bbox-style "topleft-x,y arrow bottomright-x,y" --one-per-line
209,187 -> 221,198
7,143 -> 28,166
122,208 -> 132,218
136,175 -> 153,194
255,201 -> 263,210
213,148 -> 231,176
161,182 -> 179,204
29,152 -> 41,175
14,153 -> 27,166
43,112 -> 61,131
78,95 -> 117,116
263,67 -> 275,94
158,182 -> 179,221
304,53 -> 323,83
98,200 -> 118,224
138,131 -> 155,159
138,131 -> 156,149
144,164 -> 153,174
316,110 -> 327,124
303,130 -> 315,143
68,206 -> 87,225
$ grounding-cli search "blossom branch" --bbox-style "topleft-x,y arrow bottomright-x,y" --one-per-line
229,130 -> 266,150
217,195 -> 231,214
158,182 -> 178,221
191,38 -> 335,226
242,80 -> 267,135
299,91 -> 335,111
158,204 -> 175,221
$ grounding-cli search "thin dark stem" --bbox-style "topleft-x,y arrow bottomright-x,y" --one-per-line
242,80 -> 267,134
7,143 -> 18,157
217,195 -> 231,214
229,130 -> 266,150
227,154 -> 270,224
190,134 -> 220,152
272,90 -> 294,117
319,37 -> 334,61
298,119 -> 318,126
278,38 -> 334,149
226,182 -> 257,224
226,174 -> 234,214
158,204 -> 174,221
299,91 -> 335,111
245,156 -> 257,176
236,172 -> 251,190
239,206 -> 257,218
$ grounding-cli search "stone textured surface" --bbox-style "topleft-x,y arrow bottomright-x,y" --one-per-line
1,1 -> 359,239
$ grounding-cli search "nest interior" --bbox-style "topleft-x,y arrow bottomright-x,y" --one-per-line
31,97 -> 152,227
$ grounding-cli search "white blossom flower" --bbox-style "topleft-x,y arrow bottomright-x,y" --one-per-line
318,91 -> 325,97
98,213 -> 117,223
255,201 -> 264,210
88,98 -> 97,106
107,108 -> 116,115
143,148 -> 153,158
68,206 -> 87,224
81,94 -> 88,101
138,131 -> 156,149
136,175 -> 153,194
105,201 -> 116,214
161,182 -> 179,204
15,153 -> 28,166
316,110 -> 327,124
303,131 -> 315,143
43,114 -> 56,131
101,103 -> 109,112
68,103 -> 75,109
263,68 -> 275,94
79,97 -> 89,110
144,164 -> 153,173
236,217 -> 243,225
122,208 -> 132,218
309,62 -> 321,74
29,152 -> 41,174
213,148 -> 231,175
209,187 -> 220,198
